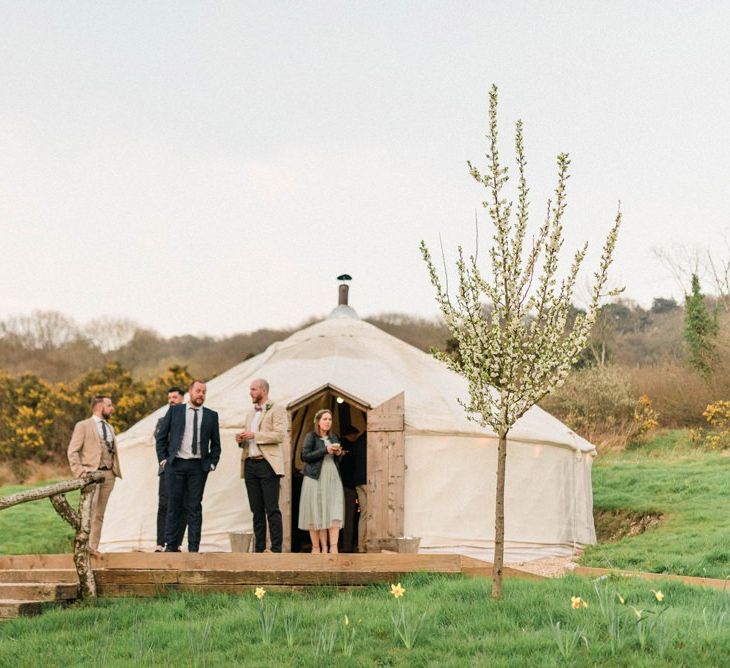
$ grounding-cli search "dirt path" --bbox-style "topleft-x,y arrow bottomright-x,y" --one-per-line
506,556 -> 578,578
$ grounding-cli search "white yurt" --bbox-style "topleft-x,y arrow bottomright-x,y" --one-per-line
101,284 -> 597,562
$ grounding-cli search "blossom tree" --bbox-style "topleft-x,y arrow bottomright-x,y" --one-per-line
420,85 -> 621,599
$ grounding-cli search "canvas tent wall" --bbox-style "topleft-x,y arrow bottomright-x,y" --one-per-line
101,314 -> 597,562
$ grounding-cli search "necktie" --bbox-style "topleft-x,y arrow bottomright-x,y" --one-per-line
254,405 -> 263,412
192,408 -> 199,455
101,421 -> 113,453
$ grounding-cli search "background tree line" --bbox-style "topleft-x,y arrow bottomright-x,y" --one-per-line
1,289 -> 728,478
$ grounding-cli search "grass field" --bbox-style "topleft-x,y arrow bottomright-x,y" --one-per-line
0,483 -> 77,554
1,430 -> 729,665
583,430 -> 730,579
1,572 -> 729,666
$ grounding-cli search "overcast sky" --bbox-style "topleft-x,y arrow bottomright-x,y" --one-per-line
2,2 -> 728,336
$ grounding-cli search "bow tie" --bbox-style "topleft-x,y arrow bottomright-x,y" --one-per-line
254,405 -> 263,412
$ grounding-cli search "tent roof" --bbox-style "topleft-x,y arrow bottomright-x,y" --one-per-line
125,316 -> 594,453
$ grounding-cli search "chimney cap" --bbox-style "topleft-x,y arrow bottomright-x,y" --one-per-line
328,274 -> 358,319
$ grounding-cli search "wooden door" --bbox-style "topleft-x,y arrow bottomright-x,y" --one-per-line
366,392 -> 405,552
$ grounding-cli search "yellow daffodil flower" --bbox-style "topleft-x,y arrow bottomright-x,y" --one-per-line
390,582 -> 406,598
254,587 -> 266,600
344,615 -> 349,626
616,593 -> 625,605
571,596 -> 584,609
652,589 -> 665,602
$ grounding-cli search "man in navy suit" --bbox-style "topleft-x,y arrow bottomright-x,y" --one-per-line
156,379 -> 221,552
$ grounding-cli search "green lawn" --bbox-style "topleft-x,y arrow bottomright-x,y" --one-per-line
0,483 -> 77,554
583,430 -> 730,579
1,573 -> 728,666
1,432 -> 729,665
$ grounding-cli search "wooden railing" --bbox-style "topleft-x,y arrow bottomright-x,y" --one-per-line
0,473 -> 104,598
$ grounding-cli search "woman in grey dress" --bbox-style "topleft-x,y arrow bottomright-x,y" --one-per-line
298,409 -> 345,553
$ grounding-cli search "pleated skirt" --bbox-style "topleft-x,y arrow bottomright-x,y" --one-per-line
298,455 -> 345,530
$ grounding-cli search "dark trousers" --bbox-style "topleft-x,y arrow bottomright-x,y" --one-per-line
165,458 -> 208,552
157,470 -> 188,547
244,458 -> 283,552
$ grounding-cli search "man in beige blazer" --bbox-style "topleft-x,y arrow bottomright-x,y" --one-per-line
67,395 -> 122,553
235,378 -> 288,552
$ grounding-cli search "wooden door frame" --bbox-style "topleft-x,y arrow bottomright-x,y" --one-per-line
285,385 -> 371,552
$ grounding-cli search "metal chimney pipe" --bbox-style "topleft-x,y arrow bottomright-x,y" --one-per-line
336,274 -> 352,306
338,283 -> 349,306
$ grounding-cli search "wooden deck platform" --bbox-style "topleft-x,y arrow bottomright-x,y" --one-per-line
0,552 -> 541,600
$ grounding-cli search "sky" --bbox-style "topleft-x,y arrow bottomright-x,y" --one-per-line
2,2 -> 728,337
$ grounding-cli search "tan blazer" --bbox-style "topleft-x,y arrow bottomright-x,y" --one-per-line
67,417 -> 122,479
239,401 -> 288,478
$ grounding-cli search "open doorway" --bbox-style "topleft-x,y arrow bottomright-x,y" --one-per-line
287,385 -> 369,553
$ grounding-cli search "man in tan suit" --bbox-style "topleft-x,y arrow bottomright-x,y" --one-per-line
67,395 -> 122,554
235,378 -> 288,552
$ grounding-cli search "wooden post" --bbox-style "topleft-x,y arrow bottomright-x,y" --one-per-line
73,483 -> 97,598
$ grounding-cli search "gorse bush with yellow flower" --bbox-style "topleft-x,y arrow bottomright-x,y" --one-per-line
0,362 -> 193,476
700,399 -> 730,449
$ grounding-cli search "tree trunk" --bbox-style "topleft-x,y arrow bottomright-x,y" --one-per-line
492,430 -> 508,599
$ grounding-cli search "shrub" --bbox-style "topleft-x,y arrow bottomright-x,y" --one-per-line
698,400 -> 730,449
543,366 -> 657,449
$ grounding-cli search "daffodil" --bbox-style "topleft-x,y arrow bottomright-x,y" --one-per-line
652,589 -> 665,602
254,586 -> 266,600
344,615 -> 349,626
631,606 -> 643,619
390,582 -> 406,599
571,596 -> 584,609
616,592 -> 625,605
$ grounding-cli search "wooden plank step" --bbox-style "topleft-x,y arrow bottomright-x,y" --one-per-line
0,583 -> 79,601
94,567 -> 465,587
0,600 -> 44,619
0,554 -> 74,569
0,552 -> 469,571
92,553 -> 467,572
0,569 -> 78,583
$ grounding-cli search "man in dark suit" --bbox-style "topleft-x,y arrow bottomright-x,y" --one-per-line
156,379 -> 221,552
154,386 -> 186,552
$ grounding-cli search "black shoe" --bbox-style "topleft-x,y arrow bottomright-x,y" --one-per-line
164,547 -> 181,552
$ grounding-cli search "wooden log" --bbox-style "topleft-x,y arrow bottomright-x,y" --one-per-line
72,483 -> 97,599
0,477 -> 98,510
49,494 -> 80,532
